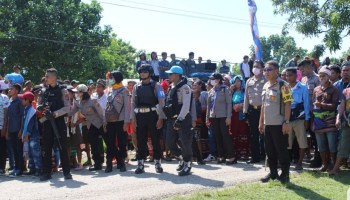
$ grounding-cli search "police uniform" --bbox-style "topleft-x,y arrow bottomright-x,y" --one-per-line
70,98 -> 105,170
131,80 -> 166,173
104,86 -> 130,172
38,84 -> 71,179
207,83 -> 234,162
243,75 -> 267,162
262,78 -> 292,181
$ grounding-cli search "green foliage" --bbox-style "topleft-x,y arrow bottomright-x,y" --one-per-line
0,0 -> 136,83
272,0 -> 350,52
250,34 -> 307,68
308,44 -> 326,59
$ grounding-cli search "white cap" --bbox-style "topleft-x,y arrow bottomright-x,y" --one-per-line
72,84 -> 88,93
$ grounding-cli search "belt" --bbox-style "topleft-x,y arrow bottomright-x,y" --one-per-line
249,105 -> 261,110
134,107 -> 156,114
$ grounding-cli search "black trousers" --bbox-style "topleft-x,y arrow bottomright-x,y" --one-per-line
103,121 -> 128,166
10,132 -> 23,171
88,125 -> 104,166
0,136 -> 7,170
42,117 -> 70,175
247,107 -> 264,161
264,125 -> 290,175
136,111 -> 162,160
166,114 -> 193,162
211,118 -> 234,159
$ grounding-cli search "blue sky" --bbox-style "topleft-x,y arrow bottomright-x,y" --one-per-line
85,0 -> 350,64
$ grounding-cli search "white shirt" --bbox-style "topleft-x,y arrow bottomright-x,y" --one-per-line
0,94 -> 9,129
92,92 -> 107,111
242,62 -> 250,78
150,60 -> 160,76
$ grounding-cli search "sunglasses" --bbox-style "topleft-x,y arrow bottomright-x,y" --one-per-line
139,70 -> 149,74
263,67 -> 274,72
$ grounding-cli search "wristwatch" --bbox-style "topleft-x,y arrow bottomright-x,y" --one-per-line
283,120 -> 290,124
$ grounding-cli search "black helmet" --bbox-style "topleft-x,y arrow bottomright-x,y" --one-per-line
139,52 -> 146,57
138,64 -> 154,76
110,71 -> 123,83
209,72 -> 224,81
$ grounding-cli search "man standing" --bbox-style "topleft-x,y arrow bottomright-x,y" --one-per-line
131,64 -> 166,174
219,60 -> 230,74
159,52 -> 170,81
243,60 -> 266,164
285,55 -> 300,68
248,54 -> 256,76
329,65 -> 341,84
285,68 -> 310,170
164,66 -> 193,176
240,55 -> 251,82
259,60 -> 292,184
39,68 -> 72,181
298,60 -> 321,168
0,87 -> 9,175
333,63 -> 350,103
186,52 -> 196,77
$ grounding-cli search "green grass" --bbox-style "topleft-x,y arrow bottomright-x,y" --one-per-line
171,171 -> 350,200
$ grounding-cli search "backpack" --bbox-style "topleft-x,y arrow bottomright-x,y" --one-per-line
105,88 -> 125,122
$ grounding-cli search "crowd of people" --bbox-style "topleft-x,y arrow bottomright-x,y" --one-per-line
0,52 -> 349,184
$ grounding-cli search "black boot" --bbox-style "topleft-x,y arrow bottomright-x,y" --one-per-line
64,172 -> 73,180
178,162 -> 192,176
176,160 -> 184,171
278,165 -> 290,184
261,166 -> 278,183
39,173 -> 52,181
89,163 -> 102,171
135,160 -> 145,174
155,160 -> 163,173
310,151 -> 322,168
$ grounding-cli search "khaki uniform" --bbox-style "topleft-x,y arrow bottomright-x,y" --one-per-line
108,87 -> 130,123
243,76 -> 266,113
262,79 -> 293,125
206,85 -> 232,119
70,99 -> 105,129
174,83 -> 192,120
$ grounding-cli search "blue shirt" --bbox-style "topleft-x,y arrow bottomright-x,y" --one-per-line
333,79 -> 350,104
291,82 -> 310,120
8,97 -> 25,133
219,66 -> 230,74
23,105 -> 39,137
159,59 -> 170,79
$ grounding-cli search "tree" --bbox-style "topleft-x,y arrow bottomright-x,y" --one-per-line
250,34 -> 307,68
0,0 -> 136,83
271,0 -> 350,52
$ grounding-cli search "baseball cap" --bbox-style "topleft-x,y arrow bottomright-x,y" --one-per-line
18,91 -> 35,102
71,80 -> 79,85
165,66 -> 183,75
96,79 -> 107,87
72,84 -> 88,93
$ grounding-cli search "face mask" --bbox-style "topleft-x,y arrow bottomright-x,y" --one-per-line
252,68 -> 260,75
109,79 -> 115,85
75,93 -> 81,101
210,80 -> 216,86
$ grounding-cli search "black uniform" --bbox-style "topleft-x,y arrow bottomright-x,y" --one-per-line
39,84 -> 71,177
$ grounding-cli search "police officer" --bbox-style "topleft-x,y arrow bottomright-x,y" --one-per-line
69,84 -> 106,172
298,59 -> 321,168
104,71 -> 130,173
259,61 -> 292,184
131,64 -> 166,174
164,66 -> 194,176
243,60 -> 266,164
38,68 -> 72,181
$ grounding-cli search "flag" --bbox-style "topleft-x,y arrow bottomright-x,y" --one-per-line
248,0 -> 263,61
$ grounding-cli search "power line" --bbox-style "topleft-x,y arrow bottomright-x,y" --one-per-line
111,0 -> 283,26
99,1 -> 282,29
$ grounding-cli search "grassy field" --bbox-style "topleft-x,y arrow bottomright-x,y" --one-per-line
171,170 -> 350,200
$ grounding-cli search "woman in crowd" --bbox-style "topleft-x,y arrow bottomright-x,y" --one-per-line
104,71 -> 130,173
312,66 -> 339,171
206,73 -> 236,165
69,84 -> 105,172
230,75 -> 249,160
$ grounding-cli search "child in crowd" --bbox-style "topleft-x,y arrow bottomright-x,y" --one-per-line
19,92 -> 42,177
